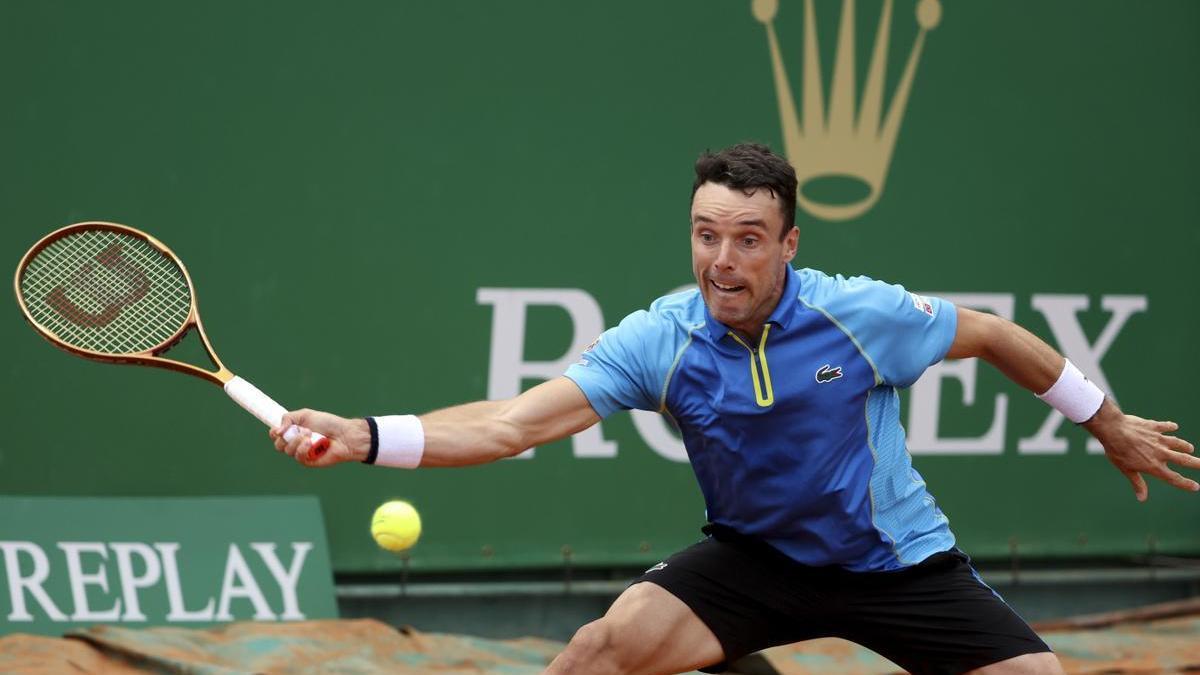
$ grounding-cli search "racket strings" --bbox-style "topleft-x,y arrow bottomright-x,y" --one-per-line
20,230 -> 192,355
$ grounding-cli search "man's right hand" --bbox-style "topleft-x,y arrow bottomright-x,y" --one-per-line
270,410 -> 371,467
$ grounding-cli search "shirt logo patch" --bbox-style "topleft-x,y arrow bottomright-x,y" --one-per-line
644,562 -> 668,573
574,335 -> 602,366
815,364 -> 843,384
909,292 -> 935,316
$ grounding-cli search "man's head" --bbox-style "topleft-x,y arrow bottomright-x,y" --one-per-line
690,143 -> 799,336
692,143 -> 798,236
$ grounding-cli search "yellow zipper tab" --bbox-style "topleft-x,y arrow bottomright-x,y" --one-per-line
730,325 -> 774,407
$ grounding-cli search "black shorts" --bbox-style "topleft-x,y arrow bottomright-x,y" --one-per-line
633,525 -> 1051,675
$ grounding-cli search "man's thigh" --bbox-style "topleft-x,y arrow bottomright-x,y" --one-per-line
635,533 -> 1055,675
834,551 -> 1054,675
599,581 -> 726,673
634,534 -> 832,672
967,652 -> 1064,675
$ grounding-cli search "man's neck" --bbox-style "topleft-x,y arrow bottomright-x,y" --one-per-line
727,266 -> 788,342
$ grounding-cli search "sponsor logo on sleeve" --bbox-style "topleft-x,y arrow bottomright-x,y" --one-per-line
573,335 -> 602,366
909,292 -> 935,317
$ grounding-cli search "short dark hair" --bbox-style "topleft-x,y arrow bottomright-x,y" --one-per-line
691,143 -> 798,239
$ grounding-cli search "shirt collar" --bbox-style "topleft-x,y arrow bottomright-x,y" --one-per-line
704,265 -> 802,340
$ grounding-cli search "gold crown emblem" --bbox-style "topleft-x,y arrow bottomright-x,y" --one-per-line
752,0 -> 941,221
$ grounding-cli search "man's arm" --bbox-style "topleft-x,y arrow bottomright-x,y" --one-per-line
947,306 -> 1198,501
268,377 -> 601,468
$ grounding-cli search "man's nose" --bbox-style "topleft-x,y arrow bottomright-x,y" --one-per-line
713,239 -> 736,270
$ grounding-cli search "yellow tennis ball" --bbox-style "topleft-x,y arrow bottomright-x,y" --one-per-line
371,500 -> 421,552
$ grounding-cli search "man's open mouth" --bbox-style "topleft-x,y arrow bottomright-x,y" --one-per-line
710,279 -> 745,294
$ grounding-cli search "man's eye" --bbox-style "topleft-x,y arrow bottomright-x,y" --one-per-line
742,237 -> 758,247
699,233 -> 715,243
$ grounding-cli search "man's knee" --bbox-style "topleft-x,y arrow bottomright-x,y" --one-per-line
556,618 -> 650,673
569,620 -> 614,657
552,620 -> 619,672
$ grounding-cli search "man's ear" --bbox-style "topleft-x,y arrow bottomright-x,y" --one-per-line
782,226 -> 799,262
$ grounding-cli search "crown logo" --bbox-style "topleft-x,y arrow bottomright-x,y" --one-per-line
752,0 -> 941,221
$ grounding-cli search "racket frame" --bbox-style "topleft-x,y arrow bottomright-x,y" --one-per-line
15,220 -> 329,458
14,221 -> 235,386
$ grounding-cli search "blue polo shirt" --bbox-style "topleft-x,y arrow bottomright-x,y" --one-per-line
564,267 -> 958,572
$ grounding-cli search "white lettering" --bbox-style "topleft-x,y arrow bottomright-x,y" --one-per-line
629,283 -> 696,463
908,294 -> 1014,454
58,542 -> 121,621
110,542 -> 163,621
215,544 -> 274,621
155,543 -> 215,621
475,287 -> 1148,459
250,542 -> 311,621
1,541 -> 67,622
631,410 -> 689,462
477,288 -> 616,459
1,540 -> 320,625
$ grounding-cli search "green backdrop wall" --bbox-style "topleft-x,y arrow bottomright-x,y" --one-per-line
2,1 -> 1197,573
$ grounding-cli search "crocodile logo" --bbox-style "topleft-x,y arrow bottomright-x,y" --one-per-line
815,364 -> 844,384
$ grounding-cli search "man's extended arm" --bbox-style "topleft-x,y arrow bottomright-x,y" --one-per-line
948,307 -> 1198,501
269,377 -> 600,468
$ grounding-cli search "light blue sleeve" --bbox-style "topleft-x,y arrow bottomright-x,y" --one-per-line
562,308 -> 675,418
824,276 -> 958,388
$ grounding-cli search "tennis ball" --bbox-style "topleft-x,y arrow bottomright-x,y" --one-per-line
371,500 -> 421,552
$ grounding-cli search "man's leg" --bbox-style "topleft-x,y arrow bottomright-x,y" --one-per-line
545,581 -> 725,675
833,551 -> 1060,675
966,652 -> 1065,675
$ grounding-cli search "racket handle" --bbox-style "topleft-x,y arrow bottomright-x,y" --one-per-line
224,376 -> 330,459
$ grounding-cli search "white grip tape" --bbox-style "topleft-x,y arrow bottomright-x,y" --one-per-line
224,376 -> 325,445
1036,360 -> 1106,424
374,414 -> 425,468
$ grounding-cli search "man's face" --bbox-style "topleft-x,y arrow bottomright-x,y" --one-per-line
690,181 -> 798,336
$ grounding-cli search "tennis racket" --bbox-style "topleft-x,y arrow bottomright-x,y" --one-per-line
14,221 -> 330,458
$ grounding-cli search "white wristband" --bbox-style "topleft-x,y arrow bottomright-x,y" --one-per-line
1036,360 -> 1106,424
365,415 -> 425,468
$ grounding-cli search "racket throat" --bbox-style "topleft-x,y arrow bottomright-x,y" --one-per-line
147,319 -> 232,385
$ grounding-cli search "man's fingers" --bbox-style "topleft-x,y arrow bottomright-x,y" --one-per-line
1153,420 -> 1180,432
271,409 -> 339,468
1166,449 -> 1200,470
294,438 -> 313,464
269,428 -> 289,453
288,429 -> 332,468
1125,471 -> 1148,502
275,427 -> 305,459
289,408 -> 316,429
1167,473 -> 1199,493
1149,465 -> 1200,493
1164,435 -> 1196,455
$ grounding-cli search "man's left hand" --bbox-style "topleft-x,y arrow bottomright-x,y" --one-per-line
1084,399 -> 1200,501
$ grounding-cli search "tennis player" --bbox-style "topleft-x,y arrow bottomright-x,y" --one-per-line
271,143 -> 1198,674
